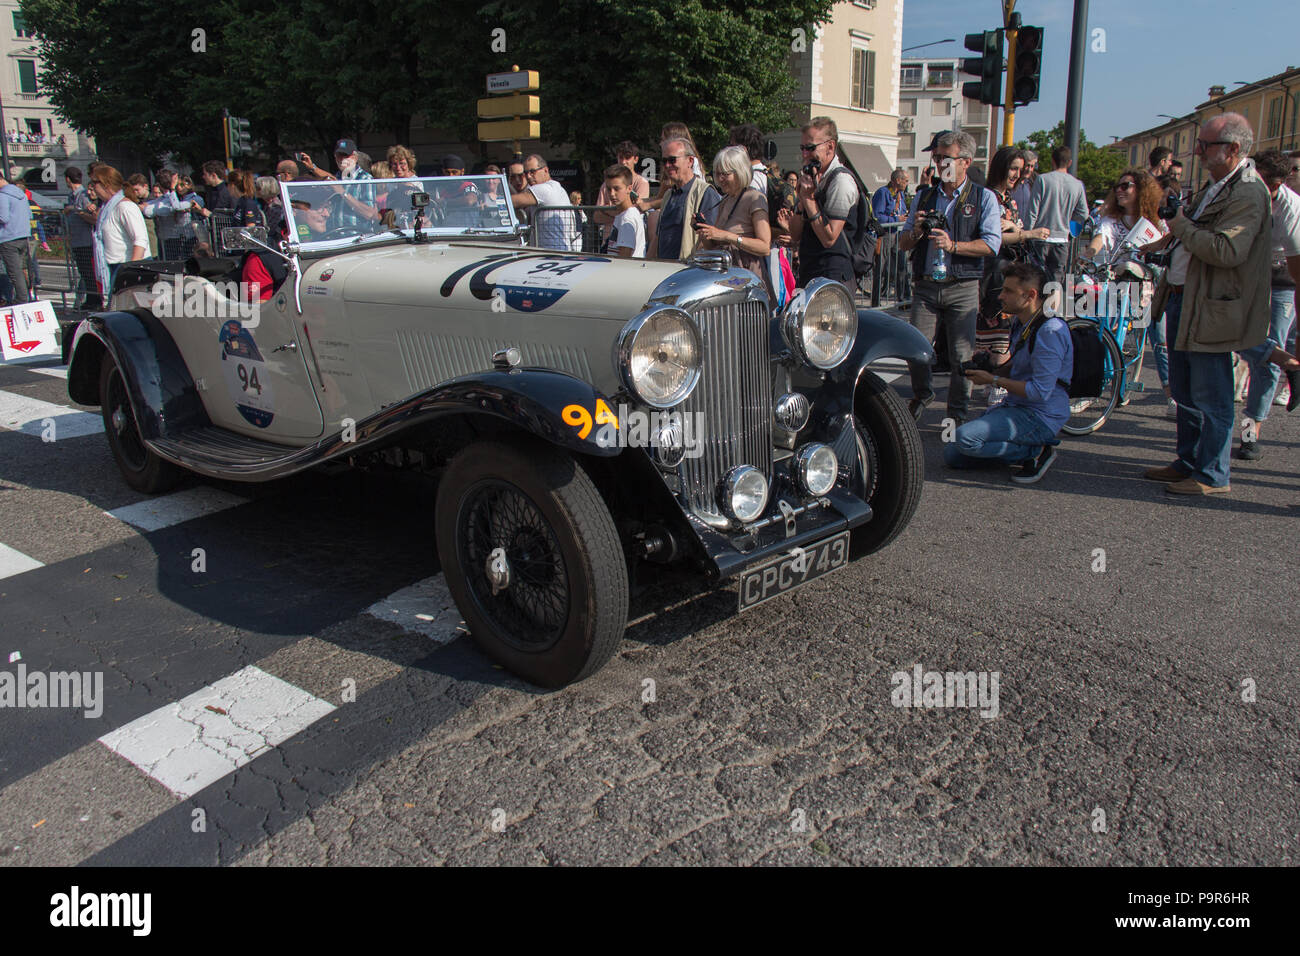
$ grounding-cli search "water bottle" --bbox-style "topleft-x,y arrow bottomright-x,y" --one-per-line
931,247 -> 948,282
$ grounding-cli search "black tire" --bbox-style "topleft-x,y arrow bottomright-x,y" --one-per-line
849,370 -> 925,557
435,439 -> 629,688
98,353 -> 182,494
1061,320 -> 1123,436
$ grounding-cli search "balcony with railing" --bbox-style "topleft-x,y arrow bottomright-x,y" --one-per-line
900,66 -> 923,88
5,139 -> 69,159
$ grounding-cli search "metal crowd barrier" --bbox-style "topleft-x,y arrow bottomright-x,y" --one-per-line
528,204 -> 624,254
868,222 -> 911,310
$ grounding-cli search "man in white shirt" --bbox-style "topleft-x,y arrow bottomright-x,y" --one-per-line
510,154 -> 579,251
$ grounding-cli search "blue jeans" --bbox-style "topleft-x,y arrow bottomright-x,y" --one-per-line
943,404 -> 1058,468
1165,291 -> 1234,487
1147,311 -> 1170,387
1237,288 -> 1296,422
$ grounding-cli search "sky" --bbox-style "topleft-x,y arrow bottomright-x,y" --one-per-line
900,0 -> 1297,143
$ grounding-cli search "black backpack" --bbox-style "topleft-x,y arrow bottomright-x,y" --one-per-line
822,167 -> 879,279
1021,315 -> 1106,399
766,173 -> 797,226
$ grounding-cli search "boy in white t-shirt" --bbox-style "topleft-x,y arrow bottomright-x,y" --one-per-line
602,164 -> 645,258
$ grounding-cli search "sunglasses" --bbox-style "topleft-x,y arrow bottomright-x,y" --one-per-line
1194,139 -> 1232,152
799,141 -> 831,152
1116,182 -> 1136,190
662,156 -> 686,165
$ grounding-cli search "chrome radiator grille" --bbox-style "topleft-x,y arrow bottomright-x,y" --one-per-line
678,299 -> 773,519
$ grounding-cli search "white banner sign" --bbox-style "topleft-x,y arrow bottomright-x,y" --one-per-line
0,300 -> 60,361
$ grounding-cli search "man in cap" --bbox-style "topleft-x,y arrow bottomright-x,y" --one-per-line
436,154 -> 481,227
298,138 -> 378,229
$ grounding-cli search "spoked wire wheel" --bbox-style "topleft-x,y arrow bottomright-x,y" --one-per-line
1061,319 -> 1123,436
458,480 -> 569,652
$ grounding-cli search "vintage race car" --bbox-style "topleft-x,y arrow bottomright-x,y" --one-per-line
68,174 -> 931,686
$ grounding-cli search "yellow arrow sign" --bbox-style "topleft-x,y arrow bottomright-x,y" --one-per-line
477,95 -> 540,119
478,119 -> 540,142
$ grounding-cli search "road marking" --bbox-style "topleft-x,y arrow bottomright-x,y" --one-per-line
104,486 -> 249,532
0,388 -> 102,438
31,366 -> 68,379
0,543 -> 44,580
364,574 -> 466,645
98,665 -> 336,799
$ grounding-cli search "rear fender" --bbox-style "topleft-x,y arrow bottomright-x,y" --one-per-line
66,310 -> 210,439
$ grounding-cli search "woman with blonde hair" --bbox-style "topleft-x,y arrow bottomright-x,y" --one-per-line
695,146 -> 773,300
386,145 -> 417,178
89,164 -> 148,298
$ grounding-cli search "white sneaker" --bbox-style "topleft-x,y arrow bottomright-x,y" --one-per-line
1276,382 -> 1291,407
1166,398 -> 1178,419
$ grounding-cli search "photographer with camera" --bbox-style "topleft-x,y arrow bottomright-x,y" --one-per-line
776,117 -> 857,285
944,262 -> 1073,483
898,131 -> 1003,425
1142,113 -> 1272,496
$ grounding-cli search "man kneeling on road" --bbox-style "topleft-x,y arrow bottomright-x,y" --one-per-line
943,262 -> 1073,484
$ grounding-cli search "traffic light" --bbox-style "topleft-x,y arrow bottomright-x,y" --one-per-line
228,116 -> 252,157
1013,26 -> 1044,106
961,30 -> 1004,106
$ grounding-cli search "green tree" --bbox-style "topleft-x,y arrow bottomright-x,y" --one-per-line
1016,121 -> 1127,203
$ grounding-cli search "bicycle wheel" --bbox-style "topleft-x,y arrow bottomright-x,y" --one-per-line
1062,319 -> 1123,436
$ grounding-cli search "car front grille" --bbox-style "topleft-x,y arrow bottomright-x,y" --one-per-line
678,299 -> 773,521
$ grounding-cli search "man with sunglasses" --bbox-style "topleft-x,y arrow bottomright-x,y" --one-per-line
777,116 -> 858,285
509,154 -> 579,251
649,138 -> 719,261
1143,113 -> 1272,496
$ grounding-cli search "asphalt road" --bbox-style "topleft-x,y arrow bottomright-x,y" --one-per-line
0,347 -> 1296,866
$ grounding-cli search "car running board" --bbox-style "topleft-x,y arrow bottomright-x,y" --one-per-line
148,426 -> 339,482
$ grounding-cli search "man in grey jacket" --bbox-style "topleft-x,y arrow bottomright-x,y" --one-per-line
1025,146 -> 1088,285
0,171 -> 32,304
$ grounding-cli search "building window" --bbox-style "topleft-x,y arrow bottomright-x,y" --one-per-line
851,48 -> 875,110
1172,131 -> 1181,154
931,98 -> 951,116
1130,146 -> 1138,165
965,101 -> 988,125
900,64 -> 922,88
908,167 -> 919,183
899,98 -> 916,116
13,12 -> 32,38
17,59 -> 37,94
927,64 -> 955,88
898,133 -> 916,159
24,118 -> 40,135
1266,97 -> 1282,139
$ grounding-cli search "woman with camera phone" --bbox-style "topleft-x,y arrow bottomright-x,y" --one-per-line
944,262 -> 1074,484
695,147 -> 774,301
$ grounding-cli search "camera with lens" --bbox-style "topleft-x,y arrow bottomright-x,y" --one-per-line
802,162 -> 819,178
918,210 -> 947,234
1158,190 -> 1182,221
958,352 -> 997,375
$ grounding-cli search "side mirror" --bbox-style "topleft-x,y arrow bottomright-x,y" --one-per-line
223,226 -> 269,250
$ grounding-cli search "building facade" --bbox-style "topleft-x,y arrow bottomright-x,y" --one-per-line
1113,67 -> 1300,192
767,0 -> 904,194
896,55 -> 997,183
0,0 -> 96,190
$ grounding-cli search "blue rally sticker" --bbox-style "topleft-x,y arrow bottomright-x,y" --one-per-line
219,320 -> 275,428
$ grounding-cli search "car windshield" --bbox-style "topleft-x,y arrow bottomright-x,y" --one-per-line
281,174 -> 519,252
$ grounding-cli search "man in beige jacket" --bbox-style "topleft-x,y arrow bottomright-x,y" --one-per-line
1143,113 -> 1272,495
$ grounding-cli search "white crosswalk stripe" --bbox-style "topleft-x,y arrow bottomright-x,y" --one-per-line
363,574 -> 465,644
98,666 -> 336,799
0,542 -> 43,580
0,388 -> 102,438
30,366 -> 69,379
104,486 -> 249,532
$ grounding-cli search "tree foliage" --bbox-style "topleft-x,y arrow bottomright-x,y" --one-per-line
1016,121 -> 1128,203
21,0 -> 837,182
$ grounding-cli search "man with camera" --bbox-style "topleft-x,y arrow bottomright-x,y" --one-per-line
943,262 -> 1073,483
1143,113 -> 1272,496
898,131 -> 1003,424
778,116 -> 858,285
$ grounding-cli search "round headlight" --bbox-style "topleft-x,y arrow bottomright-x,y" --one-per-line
651,414 -> 687,469
783,279 -> 857,370
794,443 -> 839,497
720,465 -> 769,524
616,306 -> 703,409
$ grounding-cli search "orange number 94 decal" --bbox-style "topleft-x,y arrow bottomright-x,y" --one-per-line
562,399 -> 618,440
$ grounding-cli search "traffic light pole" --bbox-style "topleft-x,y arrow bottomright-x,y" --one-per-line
1001,2 -> 1018,146
222,108 -> 232,171
1063,0 -> 1090,177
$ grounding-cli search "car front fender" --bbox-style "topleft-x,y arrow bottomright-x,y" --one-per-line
828,308 -> 934,389
66,310 -> 210,440
412,368 -> 624,459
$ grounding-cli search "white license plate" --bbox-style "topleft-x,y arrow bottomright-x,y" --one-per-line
737,531 -> 851,611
